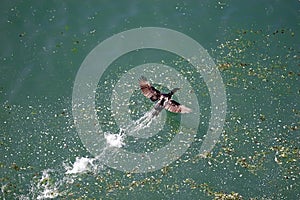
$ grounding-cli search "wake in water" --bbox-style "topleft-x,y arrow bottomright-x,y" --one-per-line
23,110 -> 157,199
124,109 -> 158,134
65,110 -> 157,175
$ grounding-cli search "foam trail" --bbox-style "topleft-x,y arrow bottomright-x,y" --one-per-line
65,128 -> 126,175
65,111 -> 155,176
22,111 -> 156,199
27,130 -> 127,198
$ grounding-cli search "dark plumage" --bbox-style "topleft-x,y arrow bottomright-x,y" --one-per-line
139,76 -> 192,116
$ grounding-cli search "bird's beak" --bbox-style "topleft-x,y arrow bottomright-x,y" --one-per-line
172,88 -> 180,93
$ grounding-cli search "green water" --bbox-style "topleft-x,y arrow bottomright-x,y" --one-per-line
1,0 -> 299,199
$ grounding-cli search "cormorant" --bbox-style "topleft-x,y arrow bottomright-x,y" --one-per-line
139,76 -> 192,116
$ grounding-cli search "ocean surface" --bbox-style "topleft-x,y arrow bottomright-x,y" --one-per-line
1,1 -> 299,199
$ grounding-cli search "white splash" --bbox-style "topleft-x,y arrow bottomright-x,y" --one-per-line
65,157 -> 94,174
104,132 -> 125,148
65,131 -> 125,175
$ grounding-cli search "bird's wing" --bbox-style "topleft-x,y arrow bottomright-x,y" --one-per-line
139,76 -> 161,102
165,99 -> 192,113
